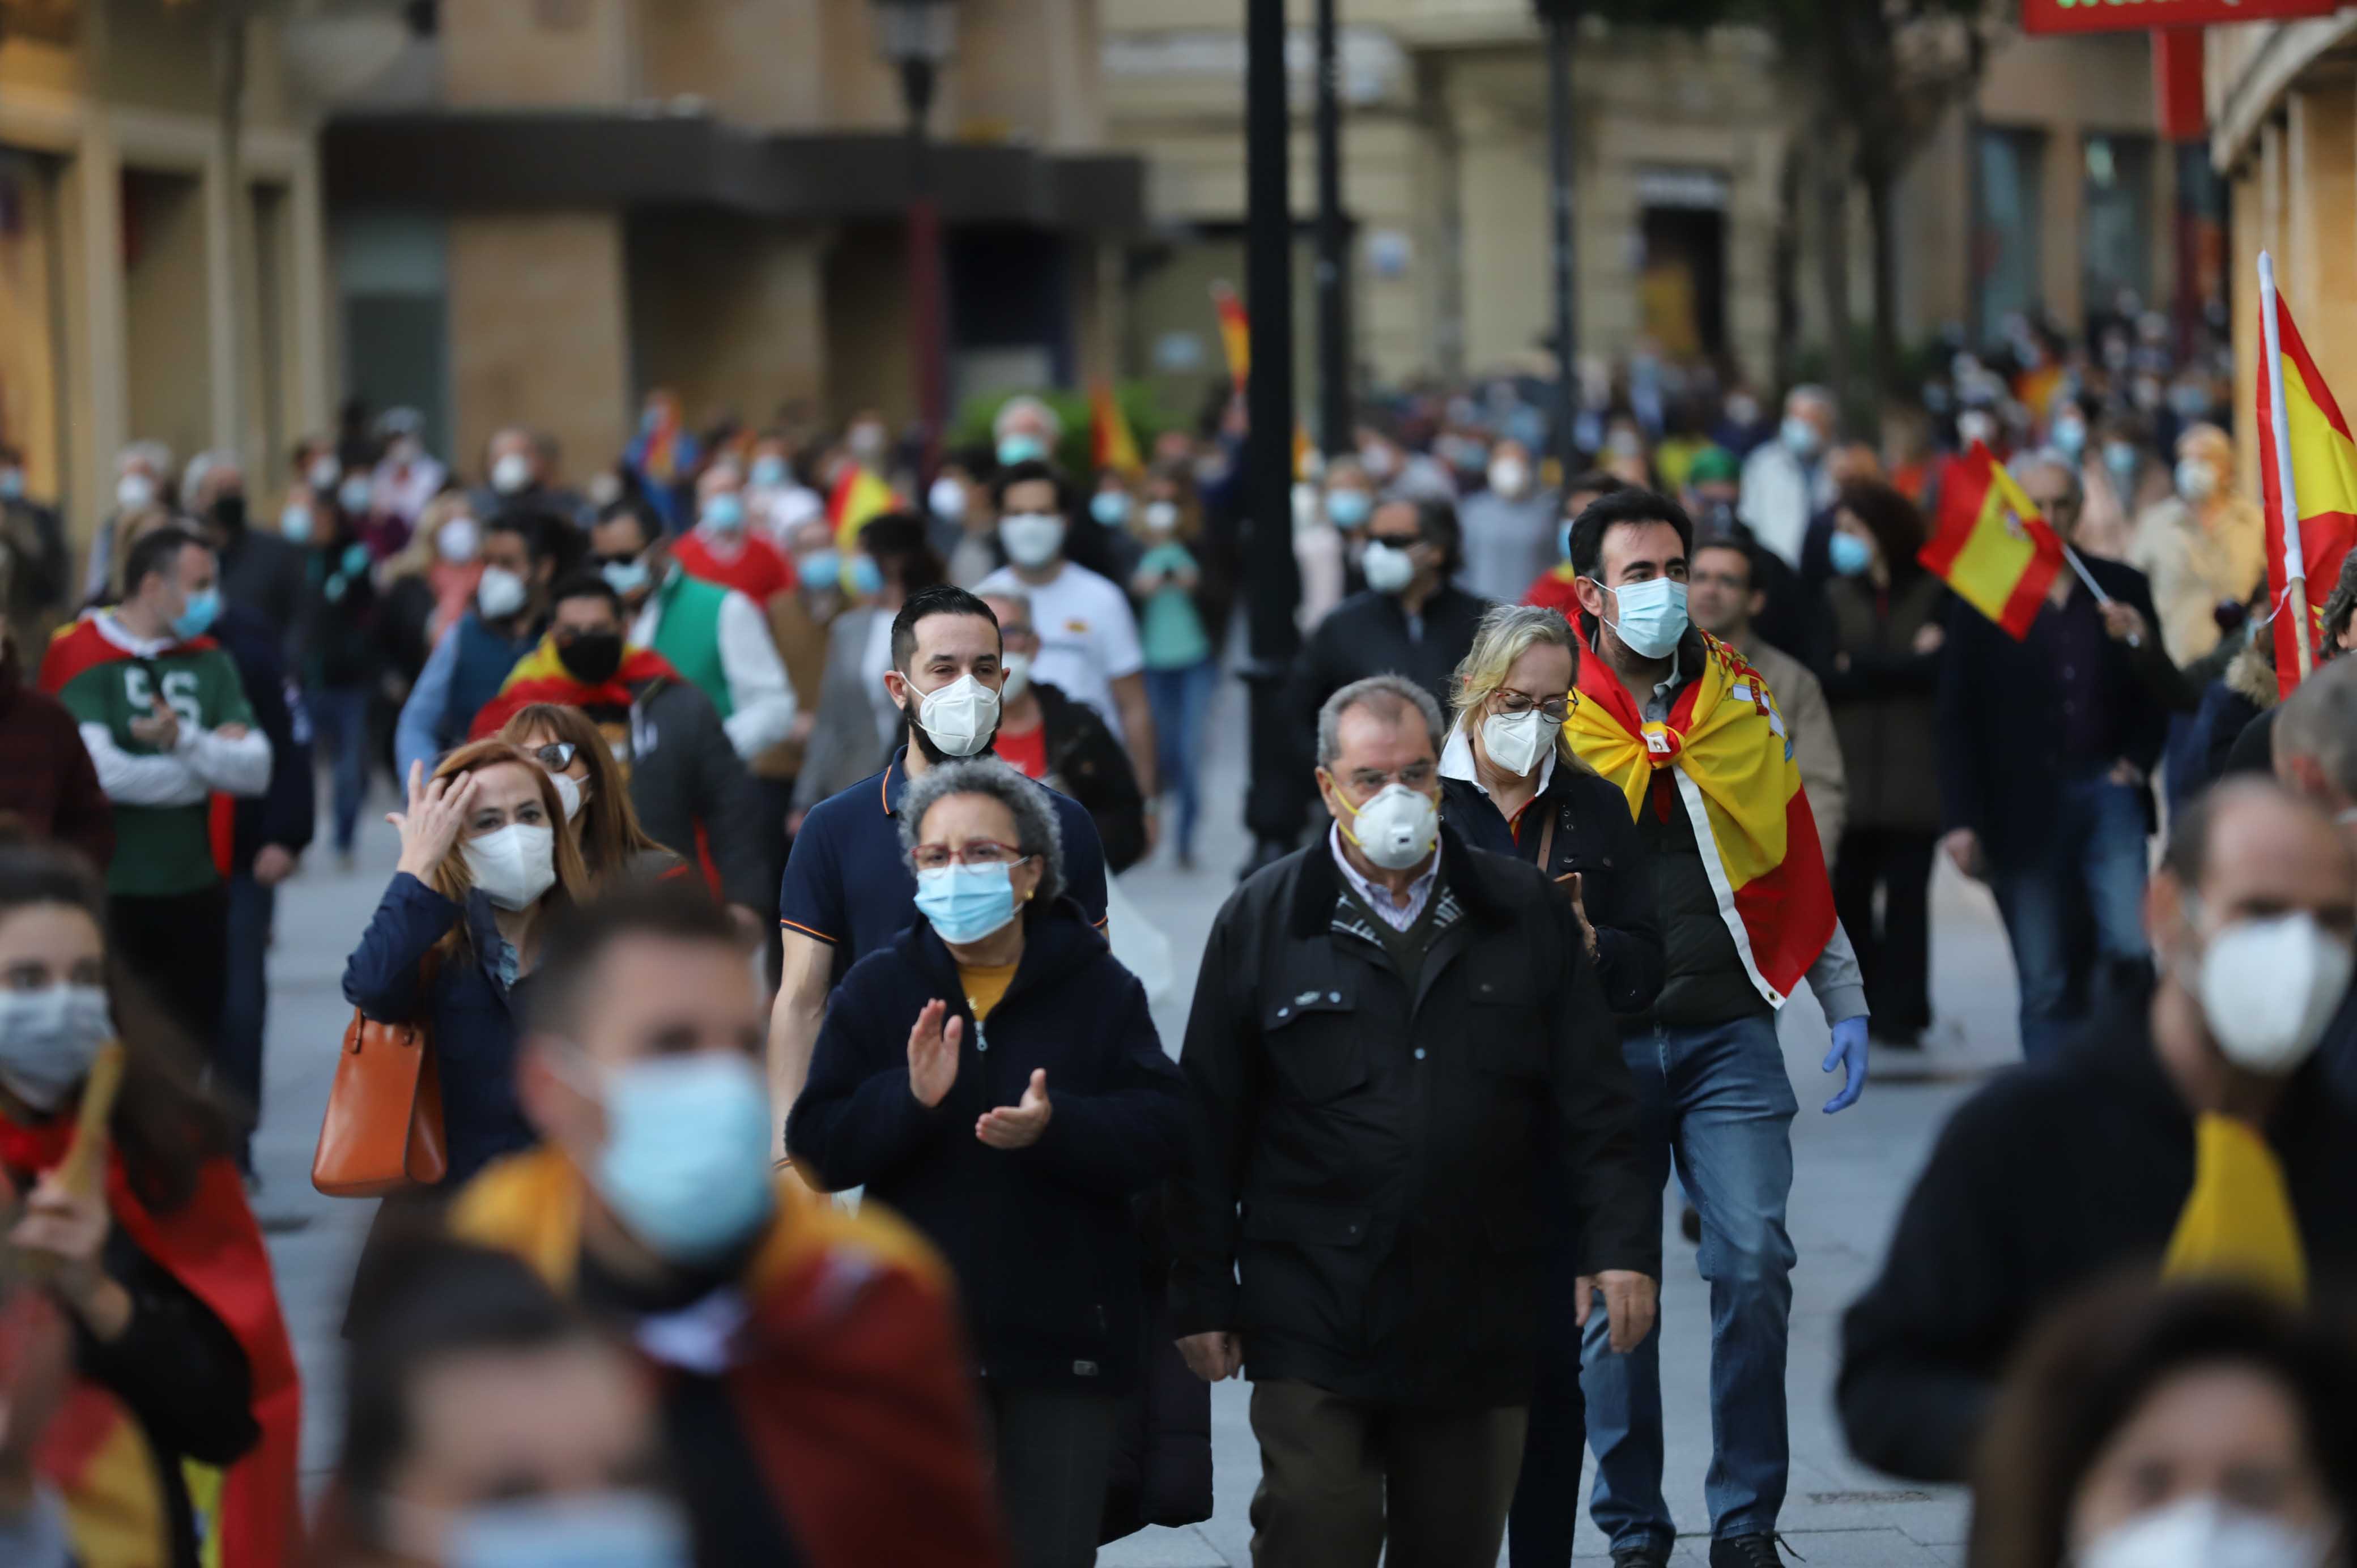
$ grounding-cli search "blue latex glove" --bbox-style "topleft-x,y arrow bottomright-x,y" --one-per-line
1821,1016 -> 1869,1114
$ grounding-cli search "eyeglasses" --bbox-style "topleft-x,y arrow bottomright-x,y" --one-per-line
1492,690 -> 1574,724
531,742 -> 579,772
911,841 -> 1027,873
1337,761 -> 1437,792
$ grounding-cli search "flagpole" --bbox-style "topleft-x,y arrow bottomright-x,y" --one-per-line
2059,542 -> 2143,649
2261,251 -> 2316,681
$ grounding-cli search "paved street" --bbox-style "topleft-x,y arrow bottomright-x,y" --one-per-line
252,674 -> 2023,1563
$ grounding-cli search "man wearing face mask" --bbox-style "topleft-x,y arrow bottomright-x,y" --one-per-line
1736,386 -> 1838,570
769,586 -> 1110,1149
454,887 -> 1007,1566
1839,778 -> 2357,1485
41,527 -> 271,1050
1172,674 -> 1657,1568
473,427 -> 585,529
183,451 -> 307,649
674,460 -> 795,607
468,576 -> 770,936
81,440 -> 175,605
1460,438 -> 1560,604
395,512 -> 560,782
1564,488 -> 1870,1568
992,395 -> 1063,471
976,461 -> 1159,807
2128,424 -> 2266,668
591,500 -> 797,767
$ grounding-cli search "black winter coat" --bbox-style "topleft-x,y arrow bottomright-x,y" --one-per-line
212,604 -> 316,872
1837,983 -> 2357,1482
1169,829 -> 1656,1409
620,674 -> 772,915
1441,764 -> 1662,1015
788,898 -> 1189,1392
1036,681 -> 1148,875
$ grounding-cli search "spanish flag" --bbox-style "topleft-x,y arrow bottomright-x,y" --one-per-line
1918,440 -> 2066,640
2256,272 -> 2357,697
1211,281 -> 1250,393
1091,382 -> 1143,477
829,466 -> 900,552
1565,630 -> 1837,1006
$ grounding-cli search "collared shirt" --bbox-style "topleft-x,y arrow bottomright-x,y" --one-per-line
1328,823 -> 1439,932
1437,723 -> 1558,840
778,746 -> 1112,983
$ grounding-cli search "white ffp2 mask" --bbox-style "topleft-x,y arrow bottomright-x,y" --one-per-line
915,672 -> 1001,758
2194,909 -> 2354,1073
463,823 -> 558,911
1480,709 -> 1551,778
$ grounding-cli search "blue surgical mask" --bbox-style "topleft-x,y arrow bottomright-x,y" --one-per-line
1780,415 -> 1823,459
848,554 -> 886,597
0,468 -> 22,500
798,549 -> 841,591
280,504 -> 314,544
749,455 -> 788,489
1558,521 -> 1575,563
1594,576 -> 1687,659
2052,416 -> 2087,458
1828,531 -> 1874,578
914,861 -> 1025,945
445,1490 -> 692,1568
338,475 -> 374,516
1090,491 -> 1131,526
1326,490 -> 1371,529
699,492 -> 746,535
2104,441 -> 2141,485
171,586 -> 222,641
595,1053 -> 776,1264
602,558 -> 652,598
997,434 -> 1048,467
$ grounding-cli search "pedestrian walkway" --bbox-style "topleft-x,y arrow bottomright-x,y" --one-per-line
254,673 -> 2024,1561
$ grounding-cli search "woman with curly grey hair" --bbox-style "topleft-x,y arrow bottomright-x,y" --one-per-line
786,758 -> 1189,1568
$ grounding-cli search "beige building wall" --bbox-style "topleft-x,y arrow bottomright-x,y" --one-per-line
629,216 -> 829,427
441,0 -> 635,107
448,213 -> 631,491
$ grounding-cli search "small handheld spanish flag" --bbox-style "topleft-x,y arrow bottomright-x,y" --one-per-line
1211,281 -> 1250,394
1090,382 -> 1143,477
1918,440 -> 2066,640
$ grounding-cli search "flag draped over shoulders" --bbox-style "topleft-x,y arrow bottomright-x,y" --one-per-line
1564,629 -> 1836,1007
466,638 -> 682,742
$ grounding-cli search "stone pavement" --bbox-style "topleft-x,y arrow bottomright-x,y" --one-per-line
250,675 -> 2026,1562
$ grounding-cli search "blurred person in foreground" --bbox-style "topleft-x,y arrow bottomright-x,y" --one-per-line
0,838 -> 300,1568
1564,489 -> 1869,1568
2270,654 -> 2357,1094
325,1238 -> 688,1568
0,589 -> 112,868
394,510 -> 561,783
457,883 -> 1006,1565
980,589 -> 1146,873
1818,483 -> 1950,1045
1525,471 -> 1630,617
789,761 -> 1187,1568
1432,605 -> 1663,1568
1938,452 -> 2176,1060
2129,424 -> 2266,670
2219,552 -> 2357,781
1968,1280 -> 2357,1568
1171,675 -> 1658,1568
497,703 -> 683,889
0,441 -> 70,657
1839,778 -> 2357,1483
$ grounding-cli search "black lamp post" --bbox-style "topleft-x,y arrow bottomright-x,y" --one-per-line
1537,0 -> 1578,479
873,0 -> 958,476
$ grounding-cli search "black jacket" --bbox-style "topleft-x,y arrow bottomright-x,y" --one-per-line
622,674 -> 772,915
1035,681 -> 1148,875
1169,829 -> 1656,1409
216,523 -> 309,645
788,898 -> 1189,1392
1837,985 -> 2357,1482
212,604 -> 316,872
1441,764 -> 1662,1015
1937,557 -> 2173,865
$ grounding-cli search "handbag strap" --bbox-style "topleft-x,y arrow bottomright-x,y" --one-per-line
1534,801 -> 1557,877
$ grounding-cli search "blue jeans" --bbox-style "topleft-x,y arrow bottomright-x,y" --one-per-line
1581,1012 -> 1797,1552
1145,660 -> 1217,858
220,872 -> 274,1169
314,684 -> 372,854
1988,774 -> 2151,1060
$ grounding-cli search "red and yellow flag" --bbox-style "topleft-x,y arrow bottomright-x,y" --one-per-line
1566,630 -> 1837,1006
1918,440 -> 2066,640
1090,382 -> 1143,477
2257,284 -> 2357,697
1211,282 -> 1250,393
829,466 -> 900,552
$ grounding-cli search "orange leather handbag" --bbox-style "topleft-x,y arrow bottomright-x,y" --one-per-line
311,1010 -> 448,1196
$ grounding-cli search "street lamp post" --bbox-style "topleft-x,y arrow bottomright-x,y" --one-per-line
1537,0 -> 1578,479
1314,0 -> 1351,457
873,0 -> 957,477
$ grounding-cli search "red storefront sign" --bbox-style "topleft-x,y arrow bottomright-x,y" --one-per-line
2153,27 -> 2207,139
2023,0 -> 2345,34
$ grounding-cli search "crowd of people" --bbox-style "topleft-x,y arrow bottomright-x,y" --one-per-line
0,311 -> 2351,1568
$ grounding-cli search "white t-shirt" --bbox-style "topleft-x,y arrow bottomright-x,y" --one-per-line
977,560 -> 1144,738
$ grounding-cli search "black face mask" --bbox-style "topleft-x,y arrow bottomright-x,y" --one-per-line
211,495 -> 248,534
556,631 -> 624,687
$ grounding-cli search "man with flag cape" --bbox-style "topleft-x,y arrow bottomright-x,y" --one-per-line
1556,488 -> 1869,1567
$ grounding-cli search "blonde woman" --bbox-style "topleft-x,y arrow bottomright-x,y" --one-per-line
1437,600 -> 1663,1563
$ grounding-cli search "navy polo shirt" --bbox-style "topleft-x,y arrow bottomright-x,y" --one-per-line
779,746 -> 1112,983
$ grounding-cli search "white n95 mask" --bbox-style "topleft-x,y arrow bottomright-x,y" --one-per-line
916,673 -> 1001,758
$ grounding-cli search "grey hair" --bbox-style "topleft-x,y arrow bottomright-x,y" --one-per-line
992,394 -> 1064,444
977,584 -> 1033,624
896,760 -> 1066,906
182,449 -> 240,504
2009,448 -> 2084,514
2275,651 -> 2357,799
1317,674 -> 1445,769
117,440 -> 173,478
1787,384 -> 1835,414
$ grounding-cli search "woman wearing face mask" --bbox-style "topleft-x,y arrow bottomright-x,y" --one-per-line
793,514 -> 947,820
1969,1280 -> 2357,1568
343,743 -> 589,1190
1127,478 -> 1217,869
789,761 -> 1188,1568
1434,607 -> 1662,1565
498,705 -> 680,892
1816,482 -> 1950,1049
2128,424 -> 2266,667
0,838 -> 301,1568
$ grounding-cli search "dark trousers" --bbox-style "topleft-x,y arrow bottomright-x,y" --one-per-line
110,883 -> 229,1062
1831,826 -> 1938,1037
1509,1231 -> 1588,1568
981,1383 -> 1120,1568
1249,1380 -> 1527,1568
219,872 -> 275,1166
